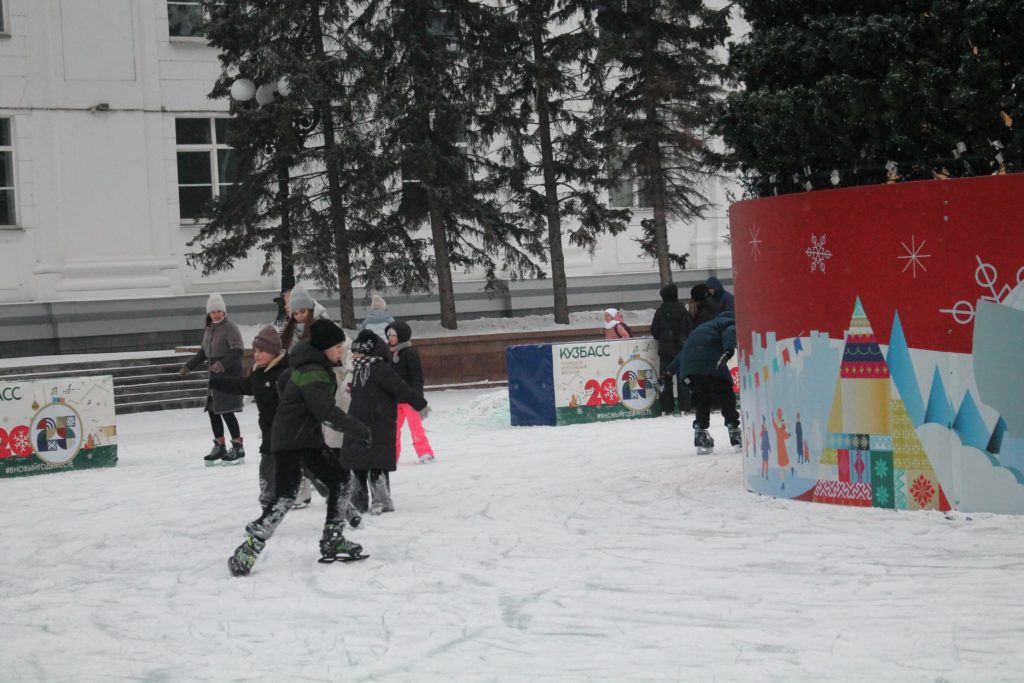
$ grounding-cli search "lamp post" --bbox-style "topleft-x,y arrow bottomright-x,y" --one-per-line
230,77 -> 319,325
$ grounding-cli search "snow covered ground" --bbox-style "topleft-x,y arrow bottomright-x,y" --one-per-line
3,388 -> 1023,682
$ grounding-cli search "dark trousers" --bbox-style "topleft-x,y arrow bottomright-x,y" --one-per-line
266,447 -> 353,525
690,374 -> 740,429
209,412 -> 241,440
659,356 -> 693,414
350,469 -> 390,513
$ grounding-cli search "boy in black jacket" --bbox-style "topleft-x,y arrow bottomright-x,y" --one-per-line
385,321 -> 435,463
228,320 -> 370,576
209,325 -> 289,507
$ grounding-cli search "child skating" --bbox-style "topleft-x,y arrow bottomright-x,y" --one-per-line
228,319 -> 370,576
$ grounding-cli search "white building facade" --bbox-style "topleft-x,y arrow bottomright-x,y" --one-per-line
0,0 -> 733,354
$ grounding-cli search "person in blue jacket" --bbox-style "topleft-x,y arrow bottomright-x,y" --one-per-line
668,310 -> 741,454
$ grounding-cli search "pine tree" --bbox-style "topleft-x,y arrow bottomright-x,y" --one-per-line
500,0 -> 630,324
592,0 -> 731,286
351,0 -> 547,329
189,0 -> 381,327
718,1 -> 1024,197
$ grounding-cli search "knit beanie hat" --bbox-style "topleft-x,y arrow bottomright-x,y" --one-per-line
370,294 -> 387,310
690,284 -> 708,302
659,283 -> 679,303
206,293 -> 226,314
351,329 -> 380,355
309,319 -> 345,351
289,284 -> 315,312
252,325 -> 282,355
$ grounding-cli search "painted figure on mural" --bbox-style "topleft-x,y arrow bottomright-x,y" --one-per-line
772,408 -> 793,489
760,417 -> 771,479
795,412 -> 805,464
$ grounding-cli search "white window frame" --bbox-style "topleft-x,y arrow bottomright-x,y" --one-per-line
175,117 -> 234,223
0,117 -> 17,228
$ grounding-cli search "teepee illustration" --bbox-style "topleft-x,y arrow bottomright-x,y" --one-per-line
812,298 -> 949,511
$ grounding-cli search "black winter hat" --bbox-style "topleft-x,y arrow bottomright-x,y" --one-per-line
309,319 -> 346,351
351,329 -> 380,355
659,283 -> 679,303
385,320 -> 413,344
690,284 -> 708,302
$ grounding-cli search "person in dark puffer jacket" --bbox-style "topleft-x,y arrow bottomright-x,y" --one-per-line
226,319 -> 370,577
668,310 -> 741,455
650,283 -> 694,416
704,276 -> 735,317
209,325 -> 289,509
342,329 -> 428,516
385,321 -> 435,464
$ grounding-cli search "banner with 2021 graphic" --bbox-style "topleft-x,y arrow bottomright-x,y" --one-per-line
552,338 -> 660,425
0,375 -> 117,478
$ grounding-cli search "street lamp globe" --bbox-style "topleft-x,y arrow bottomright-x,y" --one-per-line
255,84 -> 276,106
230,78 -> 256,102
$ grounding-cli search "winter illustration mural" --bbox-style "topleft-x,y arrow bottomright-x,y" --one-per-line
730,174 -> 1024,514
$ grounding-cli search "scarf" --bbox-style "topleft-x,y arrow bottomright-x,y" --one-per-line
352,355 -> 382,388
391,340 -> 412,362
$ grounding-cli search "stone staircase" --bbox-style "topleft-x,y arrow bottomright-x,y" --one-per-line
0,354 -> 207,414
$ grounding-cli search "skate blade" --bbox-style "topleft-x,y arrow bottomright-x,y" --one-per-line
227,557 -> 251,577
204,460 -> 222,467
696,447 -> 714,455
318,553 -> 370,564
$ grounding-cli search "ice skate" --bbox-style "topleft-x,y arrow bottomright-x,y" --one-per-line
204,439 -> 227,465
728,425 -> 743,452
418,453 -> 435,464
228,534 -> 265,577
369,475 -> 395,515
694,428 -> 714,455
221,438 -> 245,464
318,523 -> 368,563
291,477 -> 312,509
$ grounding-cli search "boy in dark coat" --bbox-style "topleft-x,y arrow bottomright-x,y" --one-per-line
668,310 -> 741,455
650,283 -> 694,416
209,325 -> 288,506
385,321 -> 435,464
228,319 -> 370,576
342,329 -> 428,516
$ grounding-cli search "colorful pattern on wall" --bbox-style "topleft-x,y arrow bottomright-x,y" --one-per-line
730,175 -> 1024,514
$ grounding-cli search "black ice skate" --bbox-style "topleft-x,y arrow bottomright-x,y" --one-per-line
204,439 -> 227,465
221,439 -> 245,464
318,522 -> 368,563
694,428 -> 715,455
228,534 -> 265,577
728,425 -> 743,452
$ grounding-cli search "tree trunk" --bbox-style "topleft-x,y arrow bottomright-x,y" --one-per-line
641,1 -> 672,286
311,2 -> 356,328
533,28 -> 569,324
428,196 -> 458,329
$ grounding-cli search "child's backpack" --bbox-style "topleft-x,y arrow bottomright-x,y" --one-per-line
618,321 -> 632,337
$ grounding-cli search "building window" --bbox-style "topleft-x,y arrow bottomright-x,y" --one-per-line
609,152 -> 653,209
0,118 -> 16,226
167,1 -> 204,37
175,118 -> 236,222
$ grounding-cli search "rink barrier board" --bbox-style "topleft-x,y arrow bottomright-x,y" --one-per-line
730,174 -> 1024,514
0,375 -> 118,479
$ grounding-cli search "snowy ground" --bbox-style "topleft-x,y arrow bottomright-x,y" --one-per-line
3,388 -> 1023,682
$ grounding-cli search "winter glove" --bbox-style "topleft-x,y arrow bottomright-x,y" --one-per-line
178,366 -> 190,378
716,348 -> 735,370
419,405 -> 431,419
210,361 -> 225,374
683,376 -> 696,395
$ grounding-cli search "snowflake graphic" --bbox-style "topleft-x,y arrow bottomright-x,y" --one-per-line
10,427 -> 32,456
940,255 -> 1024,325
910,474 -> 936,507
897,235 -> 931,278
874,485 -> 891,506
873,458 -> 889,479
748,225 -> 763,260
805,233 -> 833,273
